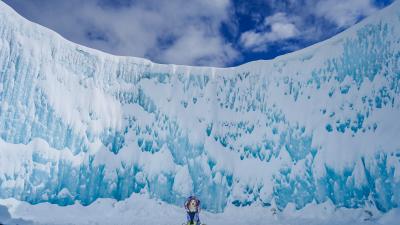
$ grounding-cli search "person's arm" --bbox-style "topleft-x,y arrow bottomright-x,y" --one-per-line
184,199 -> 189,211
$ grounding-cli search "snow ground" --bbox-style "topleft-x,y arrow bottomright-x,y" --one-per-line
0,194 -> 399,225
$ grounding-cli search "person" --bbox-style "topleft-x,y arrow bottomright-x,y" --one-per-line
184,196 -> 201,225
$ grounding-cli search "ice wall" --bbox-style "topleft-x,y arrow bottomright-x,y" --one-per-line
0,0 -> 399,213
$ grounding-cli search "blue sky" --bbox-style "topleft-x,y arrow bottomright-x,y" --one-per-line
3,0 -> 394,67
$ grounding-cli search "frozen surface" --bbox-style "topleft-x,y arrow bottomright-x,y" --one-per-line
0,194 -> 399,225
0,0 -> 400,220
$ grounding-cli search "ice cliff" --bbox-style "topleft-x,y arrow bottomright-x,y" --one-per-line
0,0 -> 399,213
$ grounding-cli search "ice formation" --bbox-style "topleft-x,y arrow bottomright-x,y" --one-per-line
0,0 -> 399,214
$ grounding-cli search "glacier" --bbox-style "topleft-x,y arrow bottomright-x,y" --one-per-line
0,0 -> 400,215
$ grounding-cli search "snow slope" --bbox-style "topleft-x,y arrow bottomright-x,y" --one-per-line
0,0 -> 399,220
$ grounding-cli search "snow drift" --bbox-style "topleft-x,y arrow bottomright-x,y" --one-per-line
0,0 -> 399,214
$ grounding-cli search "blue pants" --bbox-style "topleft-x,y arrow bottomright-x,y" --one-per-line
186,212 -> 200,225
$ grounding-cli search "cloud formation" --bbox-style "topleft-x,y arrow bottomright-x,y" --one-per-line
5,0 -> 238,66
238,0 -> 380,52
240,12 -> 299,51
315,0 -> 377,27
3,0 -> 391,66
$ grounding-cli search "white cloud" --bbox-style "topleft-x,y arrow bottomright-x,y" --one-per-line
240,31 -> 266,50
240,12 -> 299,51
4,0 -> 238,66
238,0 -> 381,52
160,28 -> 238,66
263,13 -> 299,42
315,0 -> 377,27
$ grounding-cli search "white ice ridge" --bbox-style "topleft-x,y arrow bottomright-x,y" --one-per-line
0,0 -> 400,214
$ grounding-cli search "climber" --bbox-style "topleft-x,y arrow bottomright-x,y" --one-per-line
184,196 -> 202,225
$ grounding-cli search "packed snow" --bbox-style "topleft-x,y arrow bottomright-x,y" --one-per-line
0,193 -> 400,225
0,0 -> 400,224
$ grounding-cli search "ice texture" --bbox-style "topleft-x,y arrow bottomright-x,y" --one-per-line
0,0 -> 400,213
